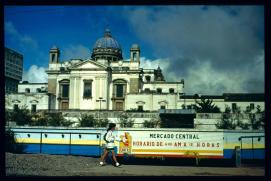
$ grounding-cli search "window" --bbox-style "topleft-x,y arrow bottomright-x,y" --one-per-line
169,88 -> 174,94
51,54 -> 55,62
36,88 -> 41,93
132,52 -> 136,61
62,84 -> 69,98
232,103 -> 237,112
83,80 -> 92,98
116,84 -> 124,97
31,105 -> 36,113
25,88 -> 30,93
250,103 -> 255,110
138,105 -> 143,112
14,104 -> 18,111
157,88 -> 162,94
160,105 -> 166,109
145,75 -> 151,82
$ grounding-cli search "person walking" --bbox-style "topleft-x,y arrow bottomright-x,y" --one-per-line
99,123 -> 126,167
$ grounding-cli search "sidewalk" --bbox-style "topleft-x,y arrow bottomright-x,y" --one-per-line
5,152 -> 264,176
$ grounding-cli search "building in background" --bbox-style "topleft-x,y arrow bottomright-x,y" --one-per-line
5,82 -> 56,112
5,47 -> 23,94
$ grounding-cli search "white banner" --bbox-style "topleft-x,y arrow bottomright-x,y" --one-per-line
117,131 -> 223,158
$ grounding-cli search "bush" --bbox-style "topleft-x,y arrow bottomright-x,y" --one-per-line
143,119 -> 160,128
216,114 -> 237,130
119,114 -> 134,128
8,105 -> 32,126
79,114 -> 97,127
5,129 -> 26,153
99,119 -> 110,127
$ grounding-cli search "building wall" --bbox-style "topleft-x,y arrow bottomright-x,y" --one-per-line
177,98 -> 265,113
18,83 -> 48,93
143,83 -> 183,94
5,93 -> 49,110
126,93 -> 179,111
5,47 -> 23,93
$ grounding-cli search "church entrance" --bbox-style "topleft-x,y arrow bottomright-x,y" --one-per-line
115,102 -> 124,111
61,102 -> 69,110
112,79 -> 126,111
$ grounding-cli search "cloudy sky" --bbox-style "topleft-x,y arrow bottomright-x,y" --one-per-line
4,6 -> 264,94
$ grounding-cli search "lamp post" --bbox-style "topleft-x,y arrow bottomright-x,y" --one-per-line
96,97 -> 106,127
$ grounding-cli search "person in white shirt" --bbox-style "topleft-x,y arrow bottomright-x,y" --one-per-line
99,123 -> 126,167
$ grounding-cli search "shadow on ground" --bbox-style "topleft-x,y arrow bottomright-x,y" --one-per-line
115,156 -> 265,167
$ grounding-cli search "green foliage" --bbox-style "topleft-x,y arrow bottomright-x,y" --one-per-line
46,112 -> 73,127
237,120 -> 250,130
30,115 -> 48,126
216,113 -> 236,129
79,114 -> 97,127
5,129 -> 26,153
8,105 -> 32,126
143,119 -> 160,128
224,105 -> 231,113
119,114 -> 134,128
194,98 -> 221,113
126,108 -> 150,112
99,119 -> 110,127
5,109 -> 12,126
256,105 -> 262,113
251,113 -> 264,130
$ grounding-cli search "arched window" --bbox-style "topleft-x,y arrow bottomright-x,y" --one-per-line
157,88 -> 162,94
169,88 -> 174,94
113,79 -> 127,98
145,75 -> 151,82
59,79 -> 70,98
25,88 -> 30,93
36,88 -> 41,93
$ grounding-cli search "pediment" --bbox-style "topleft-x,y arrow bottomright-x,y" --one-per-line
136,101 -> 145,105
158,100 -> 168,105
70,60 -> 107,69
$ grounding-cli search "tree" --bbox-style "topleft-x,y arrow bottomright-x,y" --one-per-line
30,114 -> 48,126
9,105 -> 32,126
99,119 -> 110,127
45,112 -> 73,127
194,98 -> 221,113
251,112 -> 264,130
119,113 -> 134,128
216,115 -> 237,130
216,106 -> 236,129
256,105 -> 262,113
79,114 -> 97,127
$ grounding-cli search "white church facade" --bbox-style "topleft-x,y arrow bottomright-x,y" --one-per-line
46,29 -> 184,111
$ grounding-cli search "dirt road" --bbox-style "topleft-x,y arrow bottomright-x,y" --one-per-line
5,152 -> 264,176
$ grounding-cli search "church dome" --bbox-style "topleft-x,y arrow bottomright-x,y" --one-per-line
91,29 -> 123,62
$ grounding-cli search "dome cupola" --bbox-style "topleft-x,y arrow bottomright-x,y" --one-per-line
91,29 -> 123,62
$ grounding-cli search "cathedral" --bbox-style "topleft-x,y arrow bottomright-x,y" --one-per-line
46,29 -> 184,111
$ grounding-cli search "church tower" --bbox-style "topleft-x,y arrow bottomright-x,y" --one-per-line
49,46 -> 60,64
130,44 -> 140,63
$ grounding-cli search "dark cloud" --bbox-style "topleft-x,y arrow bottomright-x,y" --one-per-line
122,6 -> 264,94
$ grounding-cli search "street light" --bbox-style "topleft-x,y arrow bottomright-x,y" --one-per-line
96,97 -> 106,127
